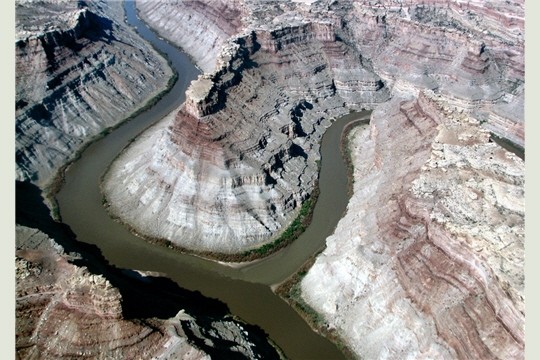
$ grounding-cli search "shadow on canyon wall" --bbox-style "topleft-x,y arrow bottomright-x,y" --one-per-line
15,180 -> 280,359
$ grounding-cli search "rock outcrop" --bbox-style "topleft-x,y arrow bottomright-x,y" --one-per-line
102,0 -> 390,253
16,225 -> 206,359
87,0 -> 523,358
300,93 -> 524,358
15,0 -> 173,189
136,0 -> 248,73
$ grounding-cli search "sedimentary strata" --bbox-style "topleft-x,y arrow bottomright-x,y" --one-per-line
15,0 -> 173,189
102,0 -> 390,253
136,0 -> 248,73
102,0 -> 524,359
16,225 -> 207,359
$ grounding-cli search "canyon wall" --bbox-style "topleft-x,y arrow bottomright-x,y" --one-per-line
297,1 -> 524,358
301,93 -> 523,359
102,0 -> 390,253
136,0 -> 248,73
15,0 -> 173,189
102,0 -> 525,359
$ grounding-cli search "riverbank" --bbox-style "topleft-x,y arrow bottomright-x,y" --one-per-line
45,69 -> 178,221
274,119 -> 370,360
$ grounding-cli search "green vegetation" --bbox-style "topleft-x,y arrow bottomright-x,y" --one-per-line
241,189 -> 318,259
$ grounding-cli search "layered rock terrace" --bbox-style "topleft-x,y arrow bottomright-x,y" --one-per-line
103,0 -> 390,253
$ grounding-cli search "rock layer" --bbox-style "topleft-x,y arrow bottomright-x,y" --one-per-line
15,0 -> 173,189
16,225 -> 206,359
301,93 -> 524,359
102,0 -> 389,253
136,0 -> 247,73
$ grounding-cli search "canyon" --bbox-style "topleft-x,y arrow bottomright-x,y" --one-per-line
16,0 -> 524,359
108,0 -> 524,358
16,181 -> 281,359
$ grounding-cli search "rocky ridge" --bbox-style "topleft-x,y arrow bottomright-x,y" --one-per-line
102,0 -> 390,253
15,0 -> 173,189
104,0 -> 525,359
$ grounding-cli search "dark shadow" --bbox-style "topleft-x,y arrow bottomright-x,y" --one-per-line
489,133 -> 525,160
290,143 -> 308,159
83,10 -> 117,44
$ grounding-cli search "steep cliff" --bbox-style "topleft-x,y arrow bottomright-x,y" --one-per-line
136,0 -> 247,73
15,0 -> 173,189
102,1 -> 389,254
300,93 -> 523,359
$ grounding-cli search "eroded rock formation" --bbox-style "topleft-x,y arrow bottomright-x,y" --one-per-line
15,0 -> 173,189
301,93 -> 524,359
16,225 -> 207,359
102,0 -> 390,253
101,0 -> 524,359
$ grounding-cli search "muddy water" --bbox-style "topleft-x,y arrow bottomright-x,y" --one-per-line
56,1 -> 370,358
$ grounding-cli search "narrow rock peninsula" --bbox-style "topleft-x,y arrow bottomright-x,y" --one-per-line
103,0 -> 524,359
102,0 -> 390,254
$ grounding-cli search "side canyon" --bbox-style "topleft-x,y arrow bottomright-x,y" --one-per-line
16,0 -> 524,359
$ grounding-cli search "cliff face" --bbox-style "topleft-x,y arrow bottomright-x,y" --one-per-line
136,0 -> 247,73
16,226 -> 206,359
344,0 -> 524,148
102,0 -> 389,253
296,2 -> 524,359
100,1 -> 523,358
15,0 -> 173,189
300,93 -> 524,359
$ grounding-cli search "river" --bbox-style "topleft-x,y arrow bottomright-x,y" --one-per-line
55,1 -> 370,358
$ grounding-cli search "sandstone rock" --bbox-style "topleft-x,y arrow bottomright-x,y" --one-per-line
103,0 -> 390,253
15,0 -> 173,189
16,225 -> 203,359
301,94 -> 524,359
16,224 -> 281,359
136,0 -> 247,73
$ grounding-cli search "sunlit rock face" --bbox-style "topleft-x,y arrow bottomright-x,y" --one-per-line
297,2 -> 524,358
301,92 -> 523,359
104,0 -> 522,257
102,0 -> 389,253
15,0 -> 173,188
15,225 -> 207,359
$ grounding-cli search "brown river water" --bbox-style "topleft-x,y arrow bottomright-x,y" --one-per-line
56,1 -> 371,358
